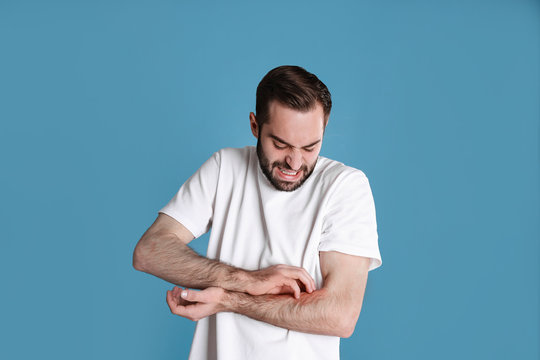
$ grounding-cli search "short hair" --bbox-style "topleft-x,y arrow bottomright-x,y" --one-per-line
255,65 -> 332,128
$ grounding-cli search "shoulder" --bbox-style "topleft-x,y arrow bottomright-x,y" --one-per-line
216,146 -> 252,162
214,146 -> 254,168
315,156 -> 369,190
193,147 -> 252,178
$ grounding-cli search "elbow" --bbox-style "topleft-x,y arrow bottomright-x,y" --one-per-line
338,323 -> 356,339
132,247 -> 145,272
132,241 -> 150,272
132,252 -> 144,272
336,307 -> 361,338
319,288 -> 363,338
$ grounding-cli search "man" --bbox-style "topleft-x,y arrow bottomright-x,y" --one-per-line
133,65 -> 382,360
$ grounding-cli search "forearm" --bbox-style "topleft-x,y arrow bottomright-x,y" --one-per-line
165,253 -> 369,336
133,233 -> 249,292
223,288 -> 359,338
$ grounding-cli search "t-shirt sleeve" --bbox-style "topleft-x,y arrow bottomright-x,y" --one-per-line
158,151 -> 220,239
318,170 -> 382,271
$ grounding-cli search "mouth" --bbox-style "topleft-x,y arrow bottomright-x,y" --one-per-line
275,167 -> 302,181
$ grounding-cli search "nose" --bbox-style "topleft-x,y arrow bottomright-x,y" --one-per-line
285,149 -> 303,171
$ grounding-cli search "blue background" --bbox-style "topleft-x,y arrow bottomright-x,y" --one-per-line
1,0 -> 538,359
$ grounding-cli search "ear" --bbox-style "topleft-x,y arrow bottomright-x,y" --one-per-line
249,112 -> 259,138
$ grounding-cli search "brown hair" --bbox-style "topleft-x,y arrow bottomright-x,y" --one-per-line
255,65 -> 332,127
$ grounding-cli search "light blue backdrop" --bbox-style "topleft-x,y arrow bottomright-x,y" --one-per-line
1,0 -> 538,359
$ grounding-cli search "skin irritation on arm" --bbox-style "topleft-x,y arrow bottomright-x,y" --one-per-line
168,251 -> 370,338
225,252 -> 370,338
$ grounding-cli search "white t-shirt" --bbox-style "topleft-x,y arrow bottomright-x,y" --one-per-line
159,146 -> 382,360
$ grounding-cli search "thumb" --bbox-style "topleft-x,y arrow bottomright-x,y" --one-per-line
181,288 -> 201,302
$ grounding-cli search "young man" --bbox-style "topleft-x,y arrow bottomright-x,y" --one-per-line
133,65 -> 382,360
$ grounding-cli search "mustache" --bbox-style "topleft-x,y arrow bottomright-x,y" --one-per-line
271,161 -> 308,172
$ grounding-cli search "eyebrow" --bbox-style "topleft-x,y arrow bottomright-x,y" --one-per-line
269,134 -> 321,149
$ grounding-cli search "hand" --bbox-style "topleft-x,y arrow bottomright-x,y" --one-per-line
246,264 -> 316,299
166,286 -> 226,321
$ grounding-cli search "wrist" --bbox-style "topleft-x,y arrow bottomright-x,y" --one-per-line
229,268 -> 253,293
221,289 -> 239,313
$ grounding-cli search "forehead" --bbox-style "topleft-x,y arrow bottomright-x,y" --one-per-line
262,101 -> 325,145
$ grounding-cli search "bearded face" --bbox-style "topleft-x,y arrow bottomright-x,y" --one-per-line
251,101 -> 325,192
256,139 -> 317,192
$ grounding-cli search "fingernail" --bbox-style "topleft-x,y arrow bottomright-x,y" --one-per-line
181,290 -> 188,298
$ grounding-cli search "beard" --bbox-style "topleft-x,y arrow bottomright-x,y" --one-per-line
256,139 -> 317,192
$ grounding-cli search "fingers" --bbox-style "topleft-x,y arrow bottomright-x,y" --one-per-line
277,265 -> 316,293
172,286 -> 183,300
167,287 -> 211,307
166,287 -> 199,321
168,287 -> 189,305
283,278 -> 301,299
296,270 -> 315,294
166,288 -> 181,313
166,287 -> 223,322
249,265 -> 317,297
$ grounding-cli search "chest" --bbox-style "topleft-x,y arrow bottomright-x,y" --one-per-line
209,172 -> 328,274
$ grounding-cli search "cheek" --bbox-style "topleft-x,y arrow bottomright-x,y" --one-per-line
261,142 -> 281,161
305,155 -> 318,167
304,150 -> 319,164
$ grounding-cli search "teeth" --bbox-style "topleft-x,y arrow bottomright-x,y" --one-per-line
280,169 -> 298,176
